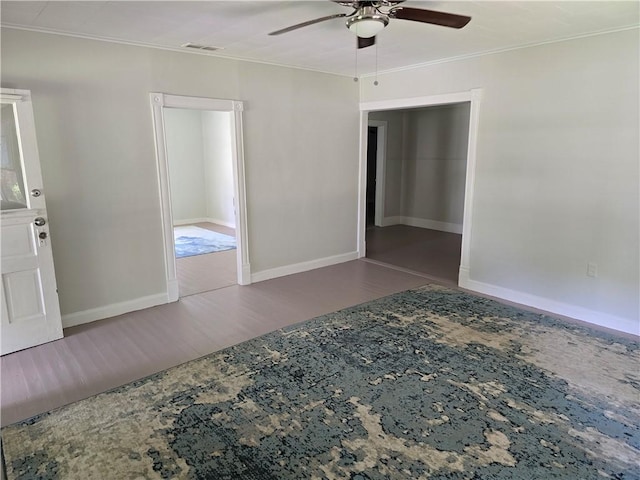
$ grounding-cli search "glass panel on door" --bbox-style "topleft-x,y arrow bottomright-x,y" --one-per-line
1,102 -> 28,210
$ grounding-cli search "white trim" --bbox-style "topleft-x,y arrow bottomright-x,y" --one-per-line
0,25 -> 353,78
460,89 -> 482,270
357,112 -> 368,258
358,89 -> 482,284
360,25 -> 640,78
150,93 -> 251,302
381,215 -> 403,227
160,95 -> 237,112
62,293 -> 168,328
4,24 -> 636,79
167,279 -> 179,303
458,268 -> 639,335
368,120 -> 387,227
382,216 -> 462,234
173,218 -> 210,226
360,91 -> 475,113
230,101 -> 251,286
380,216 -> 462,234
406,218 -> 461,235
251,252 -> 359,284
173,217 -> 236,229
150,94 -> 178,301
0,92 -> 25,102
208,218 -> 236,229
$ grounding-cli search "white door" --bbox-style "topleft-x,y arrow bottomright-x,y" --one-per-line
1,88 -> 63,355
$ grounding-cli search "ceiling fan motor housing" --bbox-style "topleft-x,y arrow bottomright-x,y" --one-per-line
346,6 -> 390,38
332,0 -> 406,6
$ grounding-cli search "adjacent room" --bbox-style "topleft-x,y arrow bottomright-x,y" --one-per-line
365,103 -> 470,285
1,1 -> 638,478
164,107 -> 238,296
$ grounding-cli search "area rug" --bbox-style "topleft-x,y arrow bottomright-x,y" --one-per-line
2,285 -> 639,479
174,226 -> 236,258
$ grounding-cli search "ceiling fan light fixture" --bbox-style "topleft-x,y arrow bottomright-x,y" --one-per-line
346,7 -> 388,38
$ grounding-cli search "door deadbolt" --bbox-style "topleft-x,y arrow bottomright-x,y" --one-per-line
39,231 -> 48,240
31,189 -> 42,197
34,217 -> 46,227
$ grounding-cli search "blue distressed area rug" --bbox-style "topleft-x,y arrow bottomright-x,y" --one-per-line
2,285 -> 639,479
174,226 -> 236,258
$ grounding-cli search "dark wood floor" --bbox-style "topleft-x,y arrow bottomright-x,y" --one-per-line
1,260 -> 429,427
366,225 -> 462,286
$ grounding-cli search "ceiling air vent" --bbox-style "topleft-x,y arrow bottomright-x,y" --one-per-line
181,43 -> 222,52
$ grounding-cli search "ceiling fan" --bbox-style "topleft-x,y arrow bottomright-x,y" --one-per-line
269,1 -> 471,49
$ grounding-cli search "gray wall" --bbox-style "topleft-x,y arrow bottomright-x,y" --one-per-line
2,26 -> 637,333
370,103 -> 470,230
362,29 -> 639,330
403,104 -> 470,226
164,108 -> 207,223
202,111 -> 235,227
1,28 -> 359,319
164,109 -> 235,227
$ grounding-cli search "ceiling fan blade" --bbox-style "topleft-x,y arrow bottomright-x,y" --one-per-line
357,36 -> 376,49
389,7 -> 471,29
269,13 -> 348,36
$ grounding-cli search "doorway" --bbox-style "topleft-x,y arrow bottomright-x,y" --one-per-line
365,103 -> 469,285
358,90 -> 482,288
365,126 -> 378,228
150,93 -> 250,303
163,108 -> 238,297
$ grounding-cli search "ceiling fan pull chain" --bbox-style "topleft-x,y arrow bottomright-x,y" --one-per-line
374,41 -> 379,86
354,45 -> 359,82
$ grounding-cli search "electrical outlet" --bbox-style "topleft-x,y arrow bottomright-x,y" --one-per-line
587,262 -> 598,277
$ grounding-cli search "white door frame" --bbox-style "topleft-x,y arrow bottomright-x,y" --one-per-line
357,89 -> 482,286
150,93 -> 251,302
367,120 -> 387,227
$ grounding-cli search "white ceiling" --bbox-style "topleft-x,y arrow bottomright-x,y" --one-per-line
1,1 -> 638,76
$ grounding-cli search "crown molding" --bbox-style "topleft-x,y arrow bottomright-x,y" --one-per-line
361,24 -> 639,78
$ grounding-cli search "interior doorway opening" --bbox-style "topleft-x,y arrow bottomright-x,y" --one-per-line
364,103 -> 470,286
365,126 -> 378,228
358,90 -> 482,288
163,108 -> 238,297
150,93 -> 250,304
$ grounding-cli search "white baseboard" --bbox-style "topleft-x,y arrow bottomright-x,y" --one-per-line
206,217 -> 236,229
381,215 -> 404,227
458,267 -> 638,335
382,216 -> 462,234
174,217 -> 236,228
402,217 -> 463,234
173,217 -> 210,226
238,263 -> 252,286
167,279 -> 179,303
62,293 -> 169,328
251,251 -> 359,284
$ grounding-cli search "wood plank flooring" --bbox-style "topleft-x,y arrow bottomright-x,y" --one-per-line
3,229 -> 630,428
1,260 -> 429,427
176,222 -> 237,297
366,225 -> 462,286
